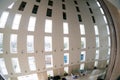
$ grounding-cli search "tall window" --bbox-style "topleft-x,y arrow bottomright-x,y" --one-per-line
32,5 -> 39,14
45,19 -> 52,33
94,61 -> 98,67
80,51 -> 86,62
94,25 -> 99,35
0,33 -> 3,53
0,58 -> 8,75
18,74 -> 38,80
63,22 -> 69,34
100,8 -> 104,14
27,35 -> 34,53
108,36 -> 111,47
62,4 -> 66,10
63,12 -> 67,20
80,24 -> 85,35
108,48 -> 110,55
78,14 -> 82,22
95,50 -> 99,59
92,16 -> 96,23
76,7 -> 80,12
36,0 -> 41,3
64,67 -> 68,73
47,70 -> 54,76
28,57 -> 36,71
106,25 -> 110,35
45,55 -> 53,68
107,60 -> 109,64
12,14 -> 22,30
103,16 -> 107,24
44,36 -> 52,52
64,37 -> 69,50
11,58 -> 21,73
28,16 -> 36,31
0,11 -> 9,28
96,37 -> 99,47
81,37 -> 86,49
18,1 -> 27,11
8,2 -> 14,9
74,0 -> 78,5
80,63 -> 85,70
10,34 -> 17,53
46,8 -> 52,17
64,53 -> 69,65
96,1 -> 101,7
48,0 -> 53,6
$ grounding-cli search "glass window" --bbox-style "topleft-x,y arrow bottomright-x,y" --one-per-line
78,14 -> 82,22
44,36 -> 52,52
48,0 -> 53,6
92,16 -> 96,23
108,48 -> 110,55
103,16 -> 107,24
95,50 -> 99,59
96,37 -> 99,47
63,22 -> 69,34
11,58 -> 21,73
45,55 -> 53,68
27,35 -> 34,53
80,63 -> 84,70
86,2 -> 90,6
18,1 -> 27,11
106,25 -> 110,35
80,24 -> 85,35
28,57 -> 36,71
10,34 -> 17,53
0,11 -> 9,28
100,8 -> 104,14
107,60 -> 109,64
46,8 -> 52,17
0,58 -> 8,75
81,37 -> 86,49
36,0 -> 41,3
63,12 -> 67,20
76,7 -> 80,12
62,0 -> 65,2
47,70 -> 54,76
64,37 -> 69,50
8,2 -> 14,9
12,14 -> 22,30
28,16 -> 36,31
80,51 -> 86,62
74,1 -> 78,5
96,1 -> 101,7
0,33 -> 3,53
64,67 -> 68,73
45,19 -> 52,33
64,53 -> 69,65
62,4 -> 66,10
32,5 -> 39,14
89,8 -> 93,14
94,61 -> 98,67
94,25 -> 99,35
18,74 -> 38,80
108,36 -> 111,47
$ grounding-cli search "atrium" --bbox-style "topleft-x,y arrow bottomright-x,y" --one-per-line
0,0 -> 120,80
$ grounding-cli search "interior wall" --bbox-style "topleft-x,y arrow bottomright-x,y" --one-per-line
0,0 -> 111,79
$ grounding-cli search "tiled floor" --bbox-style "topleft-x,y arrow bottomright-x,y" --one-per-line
65,69 -> 105,80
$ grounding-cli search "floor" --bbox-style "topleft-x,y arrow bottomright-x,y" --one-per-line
65,69 -> 105,80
